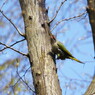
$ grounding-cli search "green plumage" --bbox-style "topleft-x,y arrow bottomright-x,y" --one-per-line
51,36 -> 84,64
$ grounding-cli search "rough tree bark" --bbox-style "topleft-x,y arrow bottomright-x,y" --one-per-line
19,0 -> 62,95
87,0 -> 95,56
84,0 -> 95,95
84,77 -> 95,95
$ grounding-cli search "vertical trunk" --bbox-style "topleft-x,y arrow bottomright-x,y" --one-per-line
87,0 -> 95,56
19,0 -> 62,95
84,77 -> 95,95
85,0 -> 95,94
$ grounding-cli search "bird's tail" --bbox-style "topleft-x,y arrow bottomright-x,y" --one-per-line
69,57 -> 84,64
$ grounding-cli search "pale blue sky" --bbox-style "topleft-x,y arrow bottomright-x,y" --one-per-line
0,0 -> 94,95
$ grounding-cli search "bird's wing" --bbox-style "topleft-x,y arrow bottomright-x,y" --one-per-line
57,41 -> 73,57
57,41 -> 84,64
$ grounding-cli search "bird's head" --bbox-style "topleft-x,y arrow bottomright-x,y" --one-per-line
50,34 -> 56,40
50,34 -> 56,44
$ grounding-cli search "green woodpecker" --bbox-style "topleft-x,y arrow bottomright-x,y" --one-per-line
51,35 -> 84,64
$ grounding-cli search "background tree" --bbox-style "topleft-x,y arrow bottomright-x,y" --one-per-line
0,0 -> 95,95
84,0 -> 95,95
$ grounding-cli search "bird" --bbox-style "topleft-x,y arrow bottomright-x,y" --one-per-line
50,34 -> 84,64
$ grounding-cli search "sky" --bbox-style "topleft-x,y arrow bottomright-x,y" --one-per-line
46,0 -> 95,95
0,0 -> 95,95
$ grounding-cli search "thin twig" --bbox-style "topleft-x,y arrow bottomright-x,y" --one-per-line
0,42 -> 27,56
16,68 -> 35,93
0,39 -> 25,51
0,10 -> 25,37
14,66 -> 31,87
49,0 -> 67,23
51,11 -> 87,31
23,66 -> 31,79
0,0 -> 8,10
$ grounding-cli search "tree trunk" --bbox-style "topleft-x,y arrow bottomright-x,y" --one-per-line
87,0 -> 95,56
84,0 -> 95,94
19,0 -> 62,95
84,77 -> 95,95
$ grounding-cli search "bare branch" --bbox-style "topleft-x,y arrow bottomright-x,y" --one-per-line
49,0 -> 67,24
0,0 -> 8,10
0,10 -> 25,37
23,66 -> 31,79
51,11 -> 87,31
16,68 -> 35,93
14,66 -> 31,86
1,39 -> 25,51
0,42 -> 27,56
